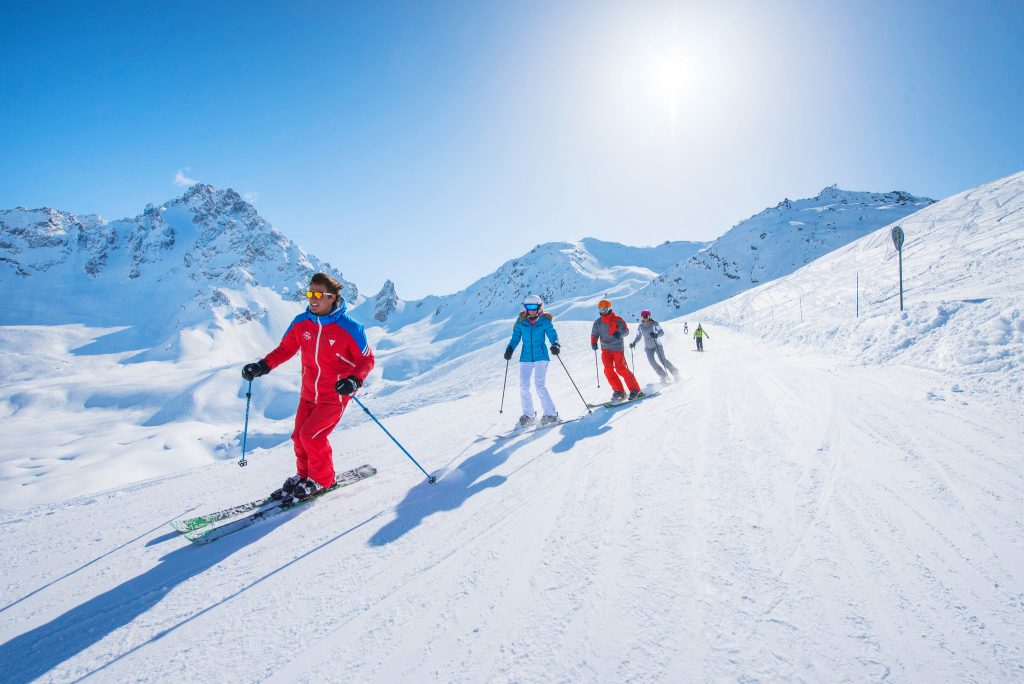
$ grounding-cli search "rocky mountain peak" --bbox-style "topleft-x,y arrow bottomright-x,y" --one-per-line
373,279 -> 400,322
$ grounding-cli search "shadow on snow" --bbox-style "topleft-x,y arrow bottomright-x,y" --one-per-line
0,504 -> 379,683
368,409 -> 615,547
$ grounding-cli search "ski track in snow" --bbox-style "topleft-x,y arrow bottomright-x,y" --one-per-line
1,326 -> 1022,682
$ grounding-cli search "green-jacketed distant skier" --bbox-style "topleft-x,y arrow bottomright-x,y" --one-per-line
694,323 -> 709,352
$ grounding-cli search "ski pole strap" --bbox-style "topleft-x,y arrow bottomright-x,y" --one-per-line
238,380 -> 253,467
351,394 -> 437,484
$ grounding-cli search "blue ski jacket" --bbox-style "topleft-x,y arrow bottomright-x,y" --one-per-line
507,312 -> 559,363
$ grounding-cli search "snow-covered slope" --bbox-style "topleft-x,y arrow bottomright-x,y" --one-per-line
0,326 -> 1021,681
697,171 -> 1024,398
0,173 -> 1021,681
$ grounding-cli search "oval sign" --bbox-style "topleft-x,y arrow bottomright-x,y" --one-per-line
891,225 -> 905,251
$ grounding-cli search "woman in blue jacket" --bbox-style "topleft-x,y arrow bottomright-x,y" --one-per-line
504,295 -> 560,427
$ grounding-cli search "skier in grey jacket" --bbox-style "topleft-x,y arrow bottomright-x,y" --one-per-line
630,310 -> 679,383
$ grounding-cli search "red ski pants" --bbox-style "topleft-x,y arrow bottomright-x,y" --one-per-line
292,398 -> 347,488
602,349 -> 640,393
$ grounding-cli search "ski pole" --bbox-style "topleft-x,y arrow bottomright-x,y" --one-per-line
238,380 -> 252,467
350,394 -> 437,484
556,354 -> 592,414
499,358 -> 510,414
594,349 -> 601,388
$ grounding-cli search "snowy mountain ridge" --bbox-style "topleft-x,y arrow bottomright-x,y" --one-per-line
353,187 -> 930,382
620,187 -> 933,315
0,185 -> 358,359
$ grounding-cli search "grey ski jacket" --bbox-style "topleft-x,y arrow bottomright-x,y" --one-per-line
631,319 -> 665,351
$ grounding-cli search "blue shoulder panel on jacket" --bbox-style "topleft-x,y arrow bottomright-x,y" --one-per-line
331,313 -> 370,354
280,312 -> 308,340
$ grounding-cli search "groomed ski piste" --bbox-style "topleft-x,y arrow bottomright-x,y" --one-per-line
1,172 -> 1022,682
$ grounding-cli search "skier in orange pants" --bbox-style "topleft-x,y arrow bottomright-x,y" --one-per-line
590,299 -> 642,401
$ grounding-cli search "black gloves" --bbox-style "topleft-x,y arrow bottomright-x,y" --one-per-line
242,360 -> 270,381
504,347 -> 514,360
591,342 -> 598,350
629,341 -> 636,349
335,375 -> 362,396
550,343 -> 560,356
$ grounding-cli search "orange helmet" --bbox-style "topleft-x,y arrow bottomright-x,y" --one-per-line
597,299 -> 612,313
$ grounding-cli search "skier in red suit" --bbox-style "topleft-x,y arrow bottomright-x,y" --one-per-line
242,272 -> 374,502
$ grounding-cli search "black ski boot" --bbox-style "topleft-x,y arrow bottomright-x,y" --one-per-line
291,477 -> 323,501
271,474 -> 303,500
278,477 -> 323,506
610,391 -> 627,402
518,415 -> 537,428
628,389 -> 646,400
540,414 -> 559,426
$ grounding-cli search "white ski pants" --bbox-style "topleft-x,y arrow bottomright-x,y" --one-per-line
519,361 -> 556,417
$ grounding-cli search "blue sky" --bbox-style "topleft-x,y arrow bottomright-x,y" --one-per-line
2,0 -> 1022,299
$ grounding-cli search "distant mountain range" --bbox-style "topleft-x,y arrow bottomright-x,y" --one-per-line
348,187 -> 932,356
0,182 -> 932,374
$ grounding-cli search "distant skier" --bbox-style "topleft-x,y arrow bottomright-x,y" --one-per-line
683,322 -> 689,334
694,323 -> 709,351
504,295 -> 561,428
591,299 -> 643,401
630,310 -> 679,384
241,272 -> 374,502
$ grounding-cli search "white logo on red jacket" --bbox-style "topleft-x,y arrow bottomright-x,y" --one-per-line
329,339 -> 336,346
303,331 -> 312,341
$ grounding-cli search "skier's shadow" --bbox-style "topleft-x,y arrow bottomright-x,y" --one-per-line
0,507 -> 307,683
369,409 -> 615,547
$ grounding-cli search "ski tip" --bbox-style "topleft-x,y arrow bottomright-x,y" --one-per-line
355,464 -> 378,478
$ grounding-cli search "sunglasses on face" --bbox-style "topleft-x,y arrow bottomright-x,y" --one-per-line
305,291 -> 334,300
599,307 -> 611,314
524,304 -> 541,311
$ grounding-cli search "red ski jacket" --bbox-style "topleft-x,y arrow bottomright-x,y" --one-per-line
262,301 -> 374,405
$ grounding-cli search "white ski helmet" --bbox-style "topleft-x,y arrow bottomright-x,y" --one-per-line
523,294 -> 544,309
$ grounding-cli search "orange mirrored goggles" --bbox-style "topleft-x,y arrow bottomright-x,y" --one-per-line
305,290 -> 334,300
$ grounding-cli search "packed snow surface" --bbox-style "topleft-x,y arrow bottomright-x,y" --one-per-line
0,172 -> 1022,681
1,325 -> 1021,682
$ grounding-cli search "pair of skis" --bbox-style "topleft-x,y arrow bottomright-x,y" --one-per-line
487,391 -> 661,440
586,390 -> 660,410
491,416 -> 584,440
171,464 -> 377,545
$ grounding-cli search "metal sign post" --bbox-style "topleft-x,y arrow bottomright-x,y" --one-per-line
891,225 -> 905,311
